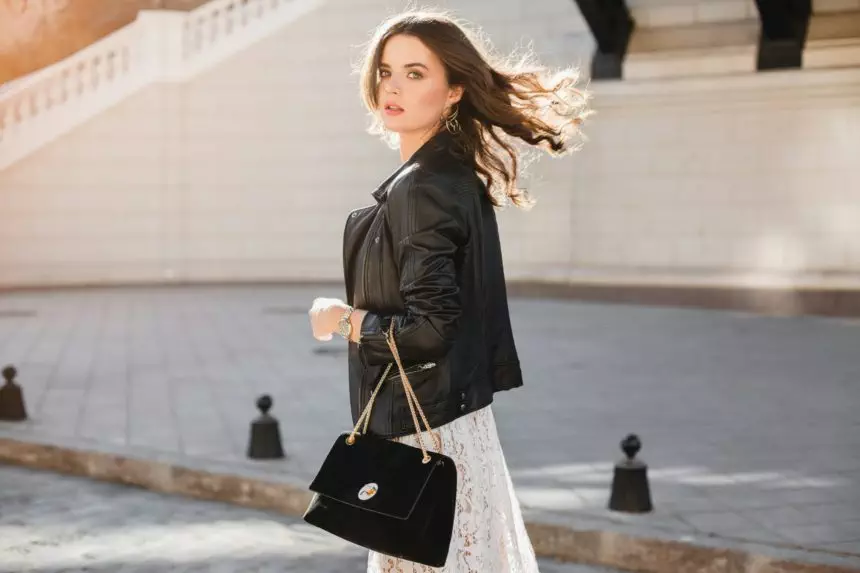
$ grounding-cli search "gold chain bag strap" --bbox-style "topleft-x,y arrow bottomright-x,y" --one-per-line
347,325 -> 442,460
303,322 -> 457,567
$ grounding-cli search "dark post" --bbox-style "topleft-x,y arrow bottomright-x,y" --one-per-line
754,0 -> 812,69
608,434 -> 653,513
0,365 -> 27,421
247,394 -> 285,460
572,0 -> 635,80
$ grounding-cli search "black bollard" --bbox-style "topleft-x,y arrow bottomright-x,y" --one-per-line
247,394 -> 285,460
608,434 -> 653,513
0,365 -> 27,421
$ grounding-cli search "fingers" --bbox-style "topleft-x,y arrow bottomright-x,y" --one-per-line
308,299 -> 335,341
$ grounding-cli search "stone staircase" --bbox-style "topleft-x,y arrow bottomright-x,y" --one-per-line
0,0 -> 213,86
623,1 -> 860,80
805,10 -> 860,69
0,0 -> 324,171
3,1 -> 857,172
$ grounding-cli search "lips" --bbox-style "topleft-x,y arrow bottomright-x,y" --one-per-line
383,102 -> 404,114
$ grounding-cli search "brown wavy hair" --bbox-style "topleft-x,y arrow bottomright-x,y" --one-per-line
357,9 -> 593,209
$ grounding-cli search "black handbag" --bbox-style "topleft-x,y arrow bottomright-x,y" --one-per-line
303,325 -> 458,567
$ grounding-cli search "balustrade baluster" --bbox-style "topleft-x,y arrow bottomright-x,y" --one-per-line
211,10 -> 221,44
34,86 -> 48,117
240,0 -> 251,25
60,69 -> 72,104
75,61 -> 87,96
91,57 -> 101,90
18,98 -> 32,125
2,105 -> 15,134
225,3 -> 235,35
105,51 -> 116,81
181,22 -> 191,60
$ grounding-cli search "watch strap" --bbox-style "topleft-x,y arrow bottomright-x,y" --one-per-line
338,306 -> 355,339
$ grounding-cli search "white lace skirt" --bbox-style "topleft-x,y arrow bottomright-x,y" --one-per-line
367,405 -> 540,573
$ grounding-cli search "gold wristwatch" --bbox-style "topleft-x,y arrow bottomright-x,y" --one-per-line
338,306 -> 355,340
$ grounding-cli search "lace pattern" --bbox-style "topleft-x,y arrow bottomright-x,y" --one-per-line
367,405 -> 539,573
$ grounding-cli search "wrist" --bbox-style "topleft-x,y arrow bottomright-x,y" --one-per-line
349,309 -> 367,343
331,304 -> 351,335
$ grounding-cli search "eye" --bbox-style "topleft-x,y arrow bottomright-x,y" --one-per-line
378,69 -> 391,78
407,71 -> 423,79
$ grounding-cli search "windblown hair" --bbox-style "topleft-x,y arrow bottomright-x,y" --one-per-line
358,10 -> 593,209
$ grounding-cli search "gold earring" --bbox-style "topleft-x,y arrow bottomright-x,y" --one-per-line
444,104 -> 461,134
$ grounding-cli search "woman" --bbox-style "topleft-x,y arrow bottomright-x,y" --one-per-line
308,10 -> 591,572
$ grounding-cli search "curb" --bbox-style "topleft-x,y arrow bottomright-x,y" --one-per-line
0,437 -> 857,573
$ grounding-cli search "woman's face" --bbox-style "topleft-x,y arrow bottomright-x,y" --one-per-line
376,34 -> 462,137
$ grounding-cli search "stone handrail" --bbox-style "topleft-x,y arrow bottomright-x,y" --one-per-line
0,0 -> 323,171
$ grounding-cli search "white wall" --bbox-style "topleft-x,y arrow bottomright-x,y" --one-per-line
0,0 -> 858,290
501,69 -> 860,290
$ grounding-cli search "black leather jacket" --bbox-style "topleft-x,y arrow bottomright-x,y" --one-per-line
343,130 -> 523,439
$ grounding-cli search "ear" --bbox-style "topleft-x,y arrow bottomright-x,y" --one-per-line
448,84 -> 464,106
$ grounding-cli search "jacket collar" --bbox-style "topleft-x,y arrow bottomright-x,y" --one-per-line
371,130 -> 456,202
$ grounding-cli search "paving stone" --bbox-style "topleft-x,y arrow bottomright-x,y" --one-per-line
0,285 -> 858,556
0,466 -> 620,573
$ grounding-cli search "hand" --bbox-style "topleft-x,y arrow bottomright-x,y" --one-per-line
308,297 -> 348,341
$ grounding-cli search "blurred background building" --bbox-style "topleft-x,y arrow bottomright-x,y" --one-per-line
1,0 -> 858,315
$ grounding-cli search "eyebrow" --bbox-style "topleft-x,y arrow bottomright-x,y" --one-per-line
379,62 -> 429,70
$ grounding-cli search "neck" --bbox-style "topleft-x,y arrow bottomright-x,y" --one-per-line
398,126 -> 443,163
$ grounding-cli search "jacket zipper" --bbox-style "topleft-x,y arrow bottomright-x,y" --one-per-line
389,361 -> 437,380
362,361 -> 436,423
360,211 -> 385,411
361,210 -> 384,319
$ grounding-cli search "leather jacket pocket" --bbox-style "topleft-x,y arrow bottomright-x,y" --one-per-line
391,362 -> 447,425
387,361 -> 438,382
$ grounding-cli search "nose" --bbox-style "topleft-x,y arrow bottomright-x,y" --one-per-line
383,80 -> 401,95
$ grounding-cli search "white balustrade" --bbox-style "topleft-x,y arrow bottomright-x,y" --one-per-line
0,0 -> 324,171
179,0 -> 323,79
0,23 -> 146,169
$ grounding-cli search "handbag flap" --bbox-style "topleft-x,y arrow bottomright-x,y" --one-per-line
308,432 -> 442,520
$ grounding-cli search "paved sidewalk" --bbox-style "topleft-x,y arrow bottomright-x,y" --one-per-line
0,465 -> 616,573
0,285 -> 858,569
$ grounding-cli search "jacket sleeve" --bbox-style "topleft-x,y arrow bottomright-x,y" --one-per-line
358,175 -> 469,365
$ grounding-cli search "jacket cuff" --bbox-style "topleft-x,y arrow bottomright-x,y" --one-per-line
359,311 -> 394,365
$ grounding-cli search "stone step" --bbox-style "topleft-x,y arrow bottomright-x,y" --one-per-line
805,11 -> 860,69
